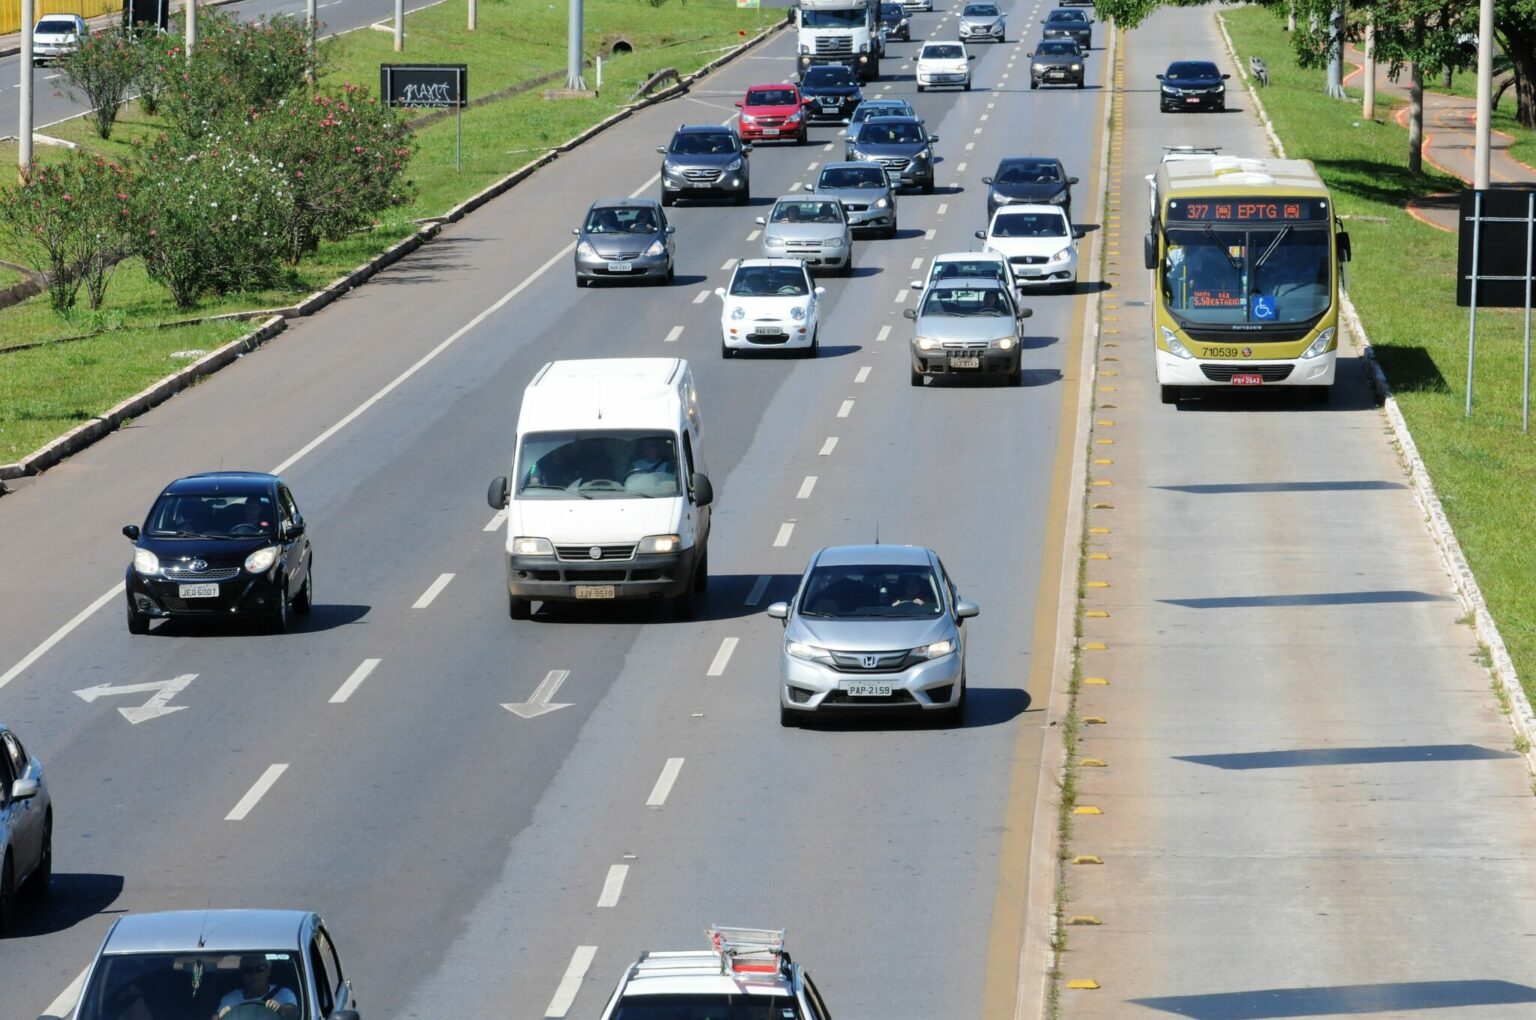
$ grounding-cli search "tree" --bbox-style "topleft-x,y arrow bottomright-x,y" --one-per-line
0,156 -> 134,313
56,24 -> 142,140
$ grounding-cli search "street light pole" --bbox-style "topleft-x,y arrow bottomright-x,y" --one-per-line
185,0 -> 196,57
1472,0 -> 1495,189
394,0 -> 404,51
469,0 -> 476,31
18,0 -> 34,176
306,0 -> 316,79
565,0 -> 586,90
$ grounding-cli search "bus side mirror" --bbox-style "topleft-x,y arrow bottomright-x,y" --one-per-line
1144,233 -> 1157,270
1336,230 -> 1352,263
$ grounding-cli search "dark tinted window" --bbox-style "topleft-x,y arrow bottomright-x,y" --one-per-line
920,286 -> 1013,317
37,16 -> 78,30
1048,8 -> 1087,20
802,66 -> 856,87
820,166 -> 887,189
801,564 -> 944,619
746,88 -> 798,106
671,131 -> 737,155
76,952 -> 308,1020
146,493 -> 277,540
881,3 -> 904,17
964,3 -> 1000,13
860,120 -> 924,144
2,731 -> 28,778
1166,61 -> 1221,79
585,205 -> 661,234
1038,40 -> 1078,54
924,44 -> 964,59
934,260 -> 1007,285
731,266 -> 811,296
517,431 -> 681,499
993,211 -> 1069,238
997,160 -> 1061,184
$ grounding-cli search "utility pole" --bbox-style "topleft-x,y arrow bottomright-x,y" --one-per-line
1472,0 -> 1494,189
394,0 -> 404,51
306,0 -> 316,79
185,0 -> 196,57
1325,0 -> 1347,98
1362,13 -> 1376,120
19,0 -> 34,177
565,0 -> 586,90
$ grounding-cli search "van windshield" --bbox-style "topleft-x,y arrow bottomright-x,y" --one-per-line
518,430 -> 682,499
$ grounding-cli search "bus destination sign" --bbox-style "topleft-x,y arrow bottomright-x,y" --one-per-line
1168,198 -> 1327,222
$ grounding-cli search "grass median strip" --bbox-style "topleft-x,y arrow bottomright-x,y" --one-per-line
1224,5 -> 1536,699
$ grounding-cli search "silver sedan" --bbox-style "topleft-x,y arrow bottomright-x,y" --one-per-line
905,277 -> 1031,385
755,197 -> 853,275
0,722 -> 50,931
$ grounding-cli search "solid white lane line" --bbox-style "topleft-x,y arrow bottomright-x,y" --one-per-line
774,522 -> 796,547
693,290 -> 710,304
226,764 -> 288,821
894,288 -> 909,304
745,574 -> 772,606
837,399 -> 855,418
330,659 -> 381,704
0,584 -> 122,694
797,475 -> 818,499
664,326 -> 684,343
544,946 -> 597,1018
597,864 -> 630,908
911,256 -> 924,270
925,228 -> 936,240
484,509 -> 507,532
646,758 -> 685,806
876,325 -> 891,342
748,228 -> 761,241
707,637 -> 740,677
855,366 -> 871,384
957,162 -> 967,172
44,966 -> 90,1020
937,203 -> 948,215
413,573 -> 454,609
819,437 -> 839,456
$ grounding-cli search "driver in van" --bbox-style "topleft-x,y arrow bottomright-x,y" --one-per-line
215,956 -> 299,1019
627,437 -> 675,478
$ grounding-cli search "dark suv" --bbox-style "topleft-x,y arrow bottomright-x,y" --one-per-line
798,64 -> 865,124
658,125 -> 752,206
1041,7 -> 1093,48
845,116 -> 939,193
122,471 -> 313,633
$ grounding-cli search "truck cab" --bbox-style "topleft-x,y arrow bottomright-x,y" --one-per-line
796,0 -> 883,81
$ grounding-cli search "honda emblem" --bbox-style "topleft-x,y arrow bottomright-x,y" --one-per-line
861,654 -> 880,669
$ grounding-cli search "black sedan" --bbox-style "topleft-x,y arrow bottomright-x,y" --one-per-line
1158,60 -> 1231,111
1028,39 -> 1087,89
1040,8 -> 1093,48
983,156 -> 1078,219
123,471 -> 314,633
798,64 -> 865,124
880,2 -> 910,41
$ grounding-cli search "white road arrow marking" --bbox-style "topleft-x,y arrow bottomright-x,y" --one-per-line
503,669 -> 572,718
73,674 -> 195,724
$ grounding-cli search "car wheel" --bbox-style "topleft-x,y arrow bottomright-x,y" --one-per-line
936,679 -> 967,726
0,856 -> 14,933
1160,384 -> 1182,405
28,817 -> 51,899
780,705 -> 800,728
576,275 -> 588,288
694,546 -> 709,592
735,189 -> 750,206
840,255 -> 854,277
1008,366 -> 1023,386
508,595 -> 532,620
722,340 -> 736,359
964,79 -> 972,91
1030,79 -> 1038,90
293,567 -> 313,614
663,261 -> 675,285
921,178 -> 934,195
660,192 -> 674,207
269,586 -> 292,634
911,366 -> 924,386
917,84 -> 926,92
673,583 -> 697,621
805,329 -> 820,357
126,600 -> 150,635
1216,100 -> 1226,112
798,129 -> 808,145
1076,78 -> 1084,89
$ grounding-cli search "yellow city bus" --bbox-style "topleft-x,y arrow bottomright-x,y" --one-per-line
1144,156 -> 1351,404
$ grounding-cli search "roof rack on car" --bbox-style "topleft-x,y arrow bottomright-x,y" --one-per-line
707,926 -> 788,976
1162,145 -> 1221,155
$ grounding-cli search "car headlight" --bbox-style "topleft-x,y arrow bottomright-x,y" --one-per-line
1032,63 -> 1045,72
1049,191 -> 1067,203
825,236 -> 846,248
740,112 -> 756,123
786,110 -> 803,121
790,305 -> 807,321
244,545 -> 279,574
859,42 -> 869,53
1300,326 -> 1336,359
850,149 -> 868,161
1161,84 -> 1177,93
576,241 -> 596,258
916,336 -> 939,351
1071,63 -> 1081,70
725,157 -> 743,172
913,638 -> 955,659
992,337 -> 1016,350
638,534 -> 681,554
766,235 -> 786,247
645,239 -> 666,257
730,305 -> 747,321
874,197 -> 889,208
1051,247 -> 1073,263
133,548 -> 160,574
1215,83 -> 1225,92
513,536 -> 555,555
787,640 -> 834,662
1161,325 -> 1195,359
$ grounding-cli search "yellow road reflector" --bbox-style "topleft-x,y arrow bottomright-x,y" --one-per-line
1085,582 -> 1110,591
1083,640 -> 1108,649
1103,328 -> 1121,334
1089,525 -> 1110,532
1100,404 -> 1118,409
1102,355 -> 1120,361
1081,757 -> 1108,766
1102,369 -> 1118,377
1094,439 -> 1114,445
1067,979 -> 1101,990
1085,609 -> 1109,617
1099,386 -> 1117,393
1103,316 -> 1119,323
1092,479 -> 1113,486
1074,855 -> 1104,865
1073,805 -> 1102,815
1068,916 -> 1103,926
1096,419 -> 1115,426
1091,502 -> 1114,509
1088,553 -> 1110,560
1093,458 -> 1113,465
1083,676 -> 1109,685
1084,716 -> 1107,725
1105,304 -> 1119,310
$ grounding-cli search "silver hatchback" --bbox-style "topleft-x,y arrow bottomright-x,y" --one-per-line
756,196 -> 853,275
768,544 -> 978,726
573,198 -> 675,286
807,161 -> 898,238
0,722 -> 50,931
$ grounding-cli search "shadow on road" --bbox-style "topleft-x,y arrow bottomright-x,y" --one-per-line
3,872 -> 124,940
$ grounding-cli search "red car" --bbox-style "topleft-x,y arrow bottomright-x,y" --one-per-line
735,83 -> 811,145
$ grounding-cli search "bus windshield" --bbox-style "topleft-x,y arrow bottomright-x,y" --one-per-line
1160,224 -> 1330,325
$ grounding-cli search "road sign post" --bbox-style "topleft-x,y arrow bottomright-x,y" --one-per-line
1457,188 -> 1536,428
381,64 -> 469,171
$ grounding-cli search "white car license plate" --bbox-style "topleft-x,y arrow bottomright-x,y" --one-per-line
1185,97 -> 1202,104
949,356 -> 981,369
606,261 -> 632,272
690,180 -> 715,188
574,584 -> 616,599
762,127 -> 780,136
178,583 -> 219,599
844,681 -> 894,697
754,325 -> 781,335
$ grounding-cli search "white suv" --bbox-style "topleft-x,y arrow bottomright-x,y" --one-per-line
597,927 -> 835,1019
915,40 -> 972,91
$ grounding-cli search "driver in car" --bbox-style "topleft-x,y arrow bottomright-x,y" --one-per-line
215,956 -> 299,1019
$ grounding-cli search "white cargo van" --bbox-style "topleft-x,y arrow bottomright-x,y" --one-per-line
487,358 -> 713,620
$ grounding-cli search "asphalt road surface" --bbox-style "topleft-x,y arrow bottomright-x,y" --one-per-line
0,1 -> 1108,1016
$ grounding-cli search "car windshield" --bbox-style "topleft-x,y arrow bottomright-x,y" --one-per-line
921,287 -> 1013,317
801,7 -> 864,27
517,431 -> 681,499
732,266 -> 810,296
1038,40 -> 1078,54
611,995 -> 802,1020
993,212 -> 1068,238
671,132 -> 736,155
924,44 -> 963,59
1048,9 -> 1086,20
820,166 -> 887,189
144,493 -> 276,540
934,260 -> 1007,285
1167,61 -> 1220,79
964,3 -> 999,13
882,4 -> 904,17
800,564 -> 945,619
37,16 -> 76,31
76,951 -> 307,1020
1161,224 -> 1331,325
584,206 -> 659,234
997,161 -> 1060,184
861,121 -> 924,144
746,87 -> 798,106
803,66 -> 856,87
853,103 -> 908,124
771,200 -> 844,224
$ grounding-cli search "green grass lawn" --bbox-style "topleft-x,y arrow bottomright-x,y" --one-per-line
1224,4 -> 1536,701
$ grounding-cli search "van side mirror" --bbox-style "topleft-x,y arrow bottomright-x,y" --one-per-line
1144,233 -> 1157,270
692,473 -> 714,507
766,601 -> 790,620
487,476 -> 509,511
955,600 -> 980,619
123,524 -> 140,541
1336,230 -> 1352,263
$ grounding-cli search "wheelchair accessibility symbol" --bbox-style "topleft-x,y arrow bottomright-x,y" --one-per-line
1250,294 -> 1277,320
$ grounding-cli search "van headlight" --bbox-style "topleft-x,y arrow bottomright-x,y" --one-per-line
787,640 -> 834,663
1161,325 -> 1194,359
244,546 -> 279,574
133,548 -> 160,574
913,638 -> 954,659
638,534 -> 681,554
513,536 -> 554,556
1300,326 -> 1336,359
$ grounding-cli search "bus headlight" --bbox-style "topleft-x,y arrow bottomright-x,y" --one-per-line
1161,326 -> 1195,359
1300,326 -> 1336,359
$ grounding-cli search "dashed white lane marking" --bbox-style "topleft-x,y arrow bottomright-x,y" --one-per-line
484,509 -> 507,532
226,764 -> 289,821
911,256 -> 924,270
774,522 -> 796,547
789,181 -> 802,191
597,864 -> 630,908
330,659 -> 381,704
413,573 -> 454,609
694,290 -> 710,304
43,966 -> 90,1020
745,574 -> 772,606
823,142 -> 834,151
980,113 -> 989,122
707,637 -> 740,676
1001,72 -> 1009,79
819,437 -> 839,456
876,325 -> 891,342
544,946 -> 597,1017
957,161 -> 967,172
925,228 -> 936,240
720,257 -> 736,271
894,288 -> 909,303
664,325 -> 684,343
973,127 -> 983,134
646,757 -> 686,806
937,202 -> 948,215
988,101 -> 996,108
748,228 -> 761,241
855,366 -> 871,384
797,475 -> 818,500
807,161 -> 819,171
965,141 -> 975,151
837,398 -> 855,418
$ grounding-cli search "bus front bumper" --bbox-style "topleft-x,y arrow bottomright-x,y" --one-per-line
1155,350 -> 1336,387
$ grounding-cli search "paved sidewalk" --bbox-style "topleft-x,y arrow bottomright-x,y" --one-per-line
1345,44 -> 1536,231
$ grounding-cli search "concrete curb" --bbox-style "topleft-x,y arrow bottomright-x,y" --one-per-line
1215,12 -> 1284,159
1215,9 -> 1536,767
0,16 -> 788,488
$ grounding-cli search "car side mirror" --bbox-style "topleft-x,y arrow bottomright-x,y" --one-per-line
981,176 -> 994,185
974,229 -> 986,240
571,227 -> 580,236
1018,306 -> 1033,319
487,475 -> 509,511
814,285 -> 826,295
1222,73 -> 1231,79
734,100 -> 744,107
1067,176 -> 1079,185
666,224 -> 676,235
1155,73 -> 1164,80
741,143 -> 753,152
903,308 -> 918,320
928,134 -> 940,143
910,279 -> 923,289
955,600 -> 980,619
755,216 -> 767,225
1144,233 -> 1157,270
10,778 -> 39,801
766,601 -> 790,620
692,472 -> 714,508
714,286 -> 727,299
123,524 -> 140,541
284,521 -> 306,540
656,145 -> 667,154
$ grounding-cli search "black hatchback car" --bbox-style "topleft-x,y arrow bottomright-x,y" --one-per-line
983,156 -> 1078,219
798,64 -> 865,124
1040,7 -> 1093,48
880,2 -> 910,41
1158,60 -> 1230,112
123,472 -> 314,633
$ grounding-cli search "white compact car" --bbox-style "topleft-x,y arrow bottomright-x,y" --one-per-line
913,250 -> 1023,303
31,13 -> 86,66
976,204 -> 1079,289
915,40 -> 973,91
715,259 -> 824,358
